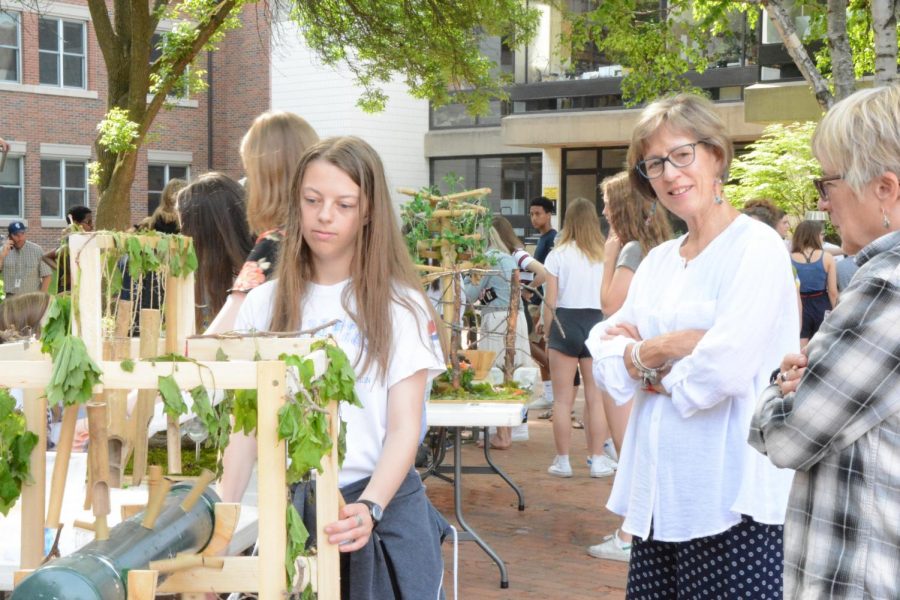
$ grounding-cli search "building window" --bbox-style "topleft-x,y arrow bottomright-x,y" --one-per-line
0,156 -> 24,218
39,18 -> 86,88
0,11 -> 20,83
431,154 -> 542,236
40,159 -> 88,218
147,164 -> 189,215
150,32 -> 189,98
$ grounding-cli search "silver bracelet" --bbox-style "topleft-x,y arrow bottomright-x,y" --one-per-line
631,340 -> 667,388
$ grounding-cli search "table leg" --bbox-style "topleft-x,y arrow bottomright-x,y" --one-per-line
452,427 -> 509,589
481,427 -> 526,511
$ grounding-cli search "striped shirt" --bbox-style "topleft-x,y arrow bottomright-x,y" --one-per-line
750,230 -> 900,600
2,239 -> 51,295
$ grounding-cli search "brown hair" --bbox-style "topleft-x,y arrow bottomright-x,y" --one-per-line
270,136 -> 444,378
0,292 -> 51,342
491,215 -> 523,253
557,197 -> 605,263
177,173 -> 254,329
791,220 -> 824,253
241,111 -> 319,234
742,198 -> 785,230
601,171 -> 672,255
627,93 -> 733,202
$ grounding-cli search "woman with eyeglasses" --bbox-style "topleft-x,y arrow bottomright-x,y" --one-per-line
751,85 -> 900,600
585,93 -> 797,598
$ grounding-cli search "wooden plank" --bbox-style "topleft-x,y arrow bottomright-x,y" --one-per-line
156,557 -> 260,593
132,309 -> 161,486
126,569 -> 158,600
69,234 -> 103,375
0,340 -> 44,360
186,336 -> 314,361
13,570 -> 34,588
20,389 -> 46,569
316,400 -> 341,600
201,503 -> 241,557
165,272 -> 194,475
256,361 -> 287,600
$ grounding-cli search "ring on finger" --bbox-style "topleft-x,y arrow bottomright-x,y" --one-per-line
354,514 -> 363,528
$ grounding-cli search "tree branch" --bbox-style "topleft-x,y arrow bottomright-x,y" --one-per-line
827,0 -> 856,101
86,0 -> 120,66
762,0 -> 834,109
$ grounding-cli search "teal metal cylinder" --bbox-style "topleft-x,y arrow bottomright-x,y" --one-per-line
12,482 -> 220,600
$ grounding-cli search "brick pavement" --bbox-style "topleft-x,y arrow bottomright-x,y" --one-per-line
425,402 -> 628,599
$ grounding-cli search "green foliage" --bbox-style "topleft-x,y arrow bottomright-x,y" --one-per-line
291,0 -> 538,114
808,0 -> 899,80
96,108 -> 140,154
40,295 -> 72,356
726,121 -> 822,218
158,374 -> 189,420
120,358 -> 136,373
231,389 -> 258,435
189,385 -> 232,462
0,389 -> 38,516
46,336 -> 103,407
277,341 -> 361,485
286,504 -> 310,589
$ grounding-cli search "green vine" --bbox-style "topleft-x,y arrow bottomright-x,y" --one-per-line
0,388 -> 39,515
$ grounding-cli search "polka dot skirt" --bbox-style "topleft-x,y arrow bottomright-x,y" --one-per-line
626,515 -> 783,599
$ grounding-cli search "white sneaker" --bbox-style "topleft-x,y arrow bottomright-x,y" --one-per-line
528,396 -> 553,410
589,454 -> 617,478
603,438 -> 619,462
547,456 -> 573,478
588,529 -> 632,562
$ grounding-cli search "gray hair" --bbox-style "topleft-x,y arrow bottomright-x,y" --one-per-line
812,85 -> 900,196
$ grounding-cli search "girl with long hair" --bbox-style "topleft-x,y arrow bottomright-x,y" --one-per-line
491,214 -> 548,334
790,219 -> 838,344
229,137 -> 449,598
176,173 -> 254,331
589,171 -> 672,561
543,197 -> 615,477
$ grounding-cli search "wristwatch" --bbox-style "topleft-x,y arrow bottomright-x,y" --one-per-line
357,499 -> 383,527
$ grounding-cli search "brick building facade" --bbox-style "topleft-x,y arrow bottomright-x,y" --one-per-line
0,0 -> 270,249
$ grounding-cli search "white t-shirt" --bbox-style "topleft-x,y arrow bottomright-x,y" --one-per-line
512,249 -> 535,283
587,215 -> 798,541
544,243 -> 604,310
236,278 -> 445,487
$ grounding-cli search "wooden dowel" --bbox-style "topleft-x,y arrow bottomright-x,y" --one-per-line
132,309 -> 161,486
45,404 -> 78,528
180,469 -> 216,512
73,519 -> 95,531
21,390 -> 46,568
141,478 -> 172,529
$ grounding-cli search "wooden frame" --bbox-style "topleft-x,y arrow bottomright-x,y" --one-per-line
3,234 -> 341,599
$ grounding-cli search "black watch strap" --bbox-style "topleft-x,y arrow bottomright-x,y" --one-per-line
357,499 -> 383,526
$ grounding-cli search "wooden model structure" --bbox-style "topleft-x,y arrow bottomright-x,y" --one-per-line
0,233 -> 343,599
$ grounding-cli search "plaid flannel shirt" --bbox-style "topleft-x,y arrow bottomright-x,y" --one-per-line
750,230 -> 900,600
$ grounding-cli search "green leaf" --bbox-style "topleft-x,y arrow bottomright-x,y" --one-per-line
158,375 -> 188,420
215,347 -> 229,362
120,358 -> 135,373
285,504 -> 310,588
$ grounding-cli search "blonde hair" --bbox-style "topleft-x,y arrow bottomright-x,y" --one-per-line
812,85 -> 900,196
140,177 -> 185,231
557,197 -> 605,263
602,171 -> 672,255
491,215 -> 523,253
271,136 -> 444,378
0,292 -> 51,342
627,93 -> 733,202
240,111 -> 319,234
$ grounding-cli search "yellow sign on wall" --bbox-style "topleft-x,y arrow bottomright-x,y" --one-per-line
542,186 -> 559,201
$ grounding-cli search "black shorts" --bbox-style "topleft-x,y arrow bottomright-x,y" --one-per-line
548,307 -> 603,359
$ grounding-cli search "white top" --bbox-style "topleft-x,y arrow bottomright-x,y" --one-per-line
586,215 -> 798,542
544,243 -> 604,310
512,249 -> 535,283
237,279 -> 445,487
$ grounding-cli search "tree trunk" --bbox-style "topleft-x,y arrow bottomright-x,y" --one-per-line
504,271 -> 520,384
827,0 -> 856,101
450,273 -> 462,390
95,151 -> 139,231
872,0 -> 899,86
764,0 -> 835,109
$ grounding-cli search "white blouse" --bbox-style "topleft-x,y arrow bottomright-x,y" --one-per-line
587,215 -> 798,542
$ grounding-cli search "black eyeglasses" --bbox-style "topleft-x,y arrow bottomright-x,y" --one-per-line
636,142 -> 707,180
813,175 -> 842,201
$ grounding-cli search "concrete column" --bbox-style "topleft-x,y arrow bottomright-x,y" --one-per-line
541,147 -> 562,229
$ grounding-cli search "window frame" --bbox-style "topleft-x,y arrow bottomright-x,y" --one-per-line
0,153 -> 25,220
147,163 -> 191,216
38,16 -> 87,89
0,10 -> 21,84
39,157 -> 89,220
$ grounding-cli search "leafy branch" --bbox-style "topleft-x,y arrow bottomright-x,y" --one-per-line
0,389 -> 39,515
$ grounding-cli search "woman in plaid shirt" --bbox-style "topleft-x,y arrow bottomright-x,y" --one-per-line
751,85 -> 900,599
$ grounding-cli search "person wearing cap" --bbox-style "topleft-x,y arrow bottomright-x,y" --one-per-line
1,222 -> 52,295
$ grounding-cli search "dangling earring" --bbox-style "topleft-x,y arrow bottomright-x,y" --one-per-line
883,210 -> 891,229
714,177 -> 724,205
645,200 -> 657,226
